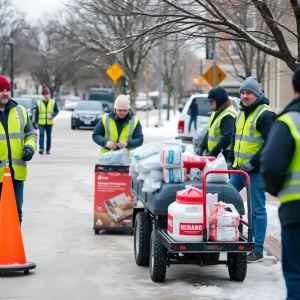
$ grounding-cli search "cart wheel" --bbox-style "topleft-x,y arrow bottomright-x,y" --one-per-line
94,229 -> 100,235
149,230 -> 167,282
227,252 -> 247,282
134,212 -> 152,266
24,270 -> 29,275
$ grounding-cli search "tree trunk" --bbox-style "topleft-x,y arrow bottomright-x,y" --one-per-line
129,82 -> 136,114
166,84 -> 172,121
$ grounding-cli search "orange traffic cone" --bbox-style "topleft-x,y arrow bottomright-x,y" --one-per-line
0,167 -> 36,274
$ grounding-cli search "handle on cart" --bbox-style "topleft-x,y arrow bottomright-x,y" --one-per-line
202,170 -> 252,243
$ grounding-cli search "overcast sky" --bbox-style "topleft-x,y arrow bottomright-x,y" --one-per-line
12,0 -> 65,21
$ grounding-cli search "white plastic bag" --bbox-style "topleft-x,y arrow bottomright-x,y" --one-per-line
139,154 -> 162,172
137,172 -> 150,181
142,170 -> 163,193
161,146 -> 183,168
131,142 -> 161,160
203,152 -> 228,183
98,148 -> 130,165
207,193 -> 218,212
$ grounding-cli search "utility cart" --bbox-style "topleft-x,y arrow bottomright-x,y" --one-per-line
131,170 -> 253,282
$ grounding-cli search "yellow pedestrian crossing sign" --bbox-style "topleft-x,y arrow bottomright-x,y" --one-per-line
202,65 -> 226,87
106,63 -> 124,85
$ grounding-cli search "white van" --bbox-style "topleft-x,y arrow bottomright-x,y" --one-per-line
176,93 -> 239,143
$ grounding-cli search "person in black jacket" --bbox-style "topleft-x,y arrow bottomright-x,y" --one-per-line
195,86 -> 236,160
227,76 -> 276,263
188,98 -> 198,134
92,94 -> 143,153
261,66 -> 300,299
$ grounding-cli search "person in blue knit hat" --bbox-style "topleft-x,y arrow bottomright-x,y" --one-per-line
227,76 -> 276,262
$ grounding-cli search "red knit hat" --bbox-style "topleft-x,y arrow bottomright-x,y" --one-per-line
42,88 -> 50,95
0,75 -> 11,90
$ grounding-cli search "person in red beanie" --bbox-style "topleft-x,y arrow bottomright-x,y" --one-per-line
34,87 -> 59,154
0,75 -> 37,223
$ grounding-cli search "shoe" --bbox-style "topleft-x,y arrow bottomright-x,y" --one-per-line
46,151 -> 50,154
39,150 -> 44,155
247,251 -> 264,263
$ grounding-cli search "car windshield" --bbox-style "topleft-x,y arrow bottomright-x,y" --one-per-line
68,99 -> 80,102
16,99 -> 32,109
136,97 -> 147,102
75,102 -> 103,111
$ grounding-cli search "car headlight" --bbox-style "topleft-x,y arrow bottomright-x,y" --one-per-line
72,113 -> 79,118
97,114 -> 102,119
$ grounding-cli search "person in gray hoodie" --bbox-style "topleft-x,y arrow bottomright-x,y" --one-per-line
227,76 -> 276,263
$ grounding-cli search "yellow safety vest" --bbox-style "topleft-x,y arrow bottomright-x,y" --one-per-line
37,99 -> 55,125
233,104 -> 272,168
207,106 -> 237,152
0,105 -> 37,182
277,112 -> 300,204
100,113 -> 139,153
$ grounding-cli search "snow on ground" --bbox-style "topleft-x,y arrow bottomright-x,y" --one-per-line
266,204 -> 281,241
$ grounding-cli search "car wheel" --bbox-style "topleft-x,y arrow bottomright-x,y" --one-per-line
71,125 -> 76,130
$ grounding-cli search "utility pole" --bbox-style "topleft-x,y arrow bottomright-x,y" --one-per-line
213,34 -> 217,87
156,40 -> 163,127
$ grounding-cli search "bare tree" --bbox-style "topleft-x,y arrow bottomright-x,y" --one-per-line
50,0 -> 156,111
103,0 -> 299,72
0,0 -> 28,75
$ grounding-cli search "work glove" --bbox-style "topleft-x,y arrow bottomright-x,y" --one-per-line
227,162 -> 233,170
239,162 -> 254,173
21,147 -> 34,162
196,147 -> 204,156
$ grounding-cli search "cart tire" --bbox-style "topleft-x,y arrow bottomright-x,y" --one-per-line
149,231 -> 167,282
227,252 -> 247,282
94,229 -> 100,235
134,212 -> 152,266
24,270 -> 29,275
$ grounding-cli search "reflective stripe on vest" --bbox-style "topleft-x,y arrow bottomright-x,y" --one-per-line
277,112 -> 300,203
37,99 -> 55,125
0,105 -> 37,182
233,104 -> 272,167
100,114 -> 139,153
207,106 -> 237,151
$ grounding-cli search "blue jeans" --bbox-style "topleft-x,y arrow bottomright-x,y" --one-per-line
229,173 -> 267,253
282,224 -> 300,300
0,179 -> 24,223
39,124 -> 53,152
188,115 -> 197,133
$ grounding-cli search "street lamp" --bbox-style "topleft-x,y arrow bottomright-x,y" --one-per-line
9,37 -> 14,97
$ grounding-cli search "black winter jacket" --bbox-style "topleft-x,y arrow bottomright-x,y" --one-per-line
227,94 -> 276,173
261,97 -> 300,227
92,111 -> 143,151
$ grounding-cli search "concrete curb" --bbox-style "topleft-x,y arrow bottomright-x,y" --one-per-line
265,236 -> 281,261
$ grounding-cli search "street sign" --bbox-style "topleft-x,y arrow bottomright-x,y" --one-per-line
106,63 -> 124,85
206,37 -> 215,60
202,65 -> 226,87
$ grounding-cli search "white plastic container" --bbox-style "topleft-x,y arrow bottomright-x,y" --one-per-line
167,187 -> 211,242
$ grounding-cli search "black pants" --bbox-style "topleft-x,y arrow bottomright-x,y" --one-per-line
282,223 -> 300,300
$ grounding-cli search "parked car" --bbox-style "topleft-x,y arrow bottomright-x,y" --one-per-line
88,88 -> 115,103
71,100 -> 109,129
20,94 -> 41,105
64,97 -> 81,110
135,96 -> 153,111
176,93 -> 240,143
161,98 -> 173,109
13,97 -> 36,122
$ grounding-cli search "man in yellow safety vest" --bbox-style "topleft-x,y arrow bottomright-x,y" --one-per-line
0,75 -> 37,223
261,66 -> 300,298
196,86 -> 237,160
227,76 -> 276,263
34,88 -> 59,155
92,94 -> 143,154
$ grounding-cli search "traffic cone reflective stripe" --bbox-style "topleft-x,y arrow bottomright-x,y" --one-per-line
0,167 -> 27,265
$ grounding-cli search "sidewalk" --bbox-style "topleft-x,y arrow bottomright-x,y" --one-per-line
240,190 -> 282,261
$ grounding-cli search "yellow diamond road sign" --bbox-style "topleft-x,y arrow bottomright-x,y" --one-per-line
202,65 -> 226,87
106,63 -> 124,85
